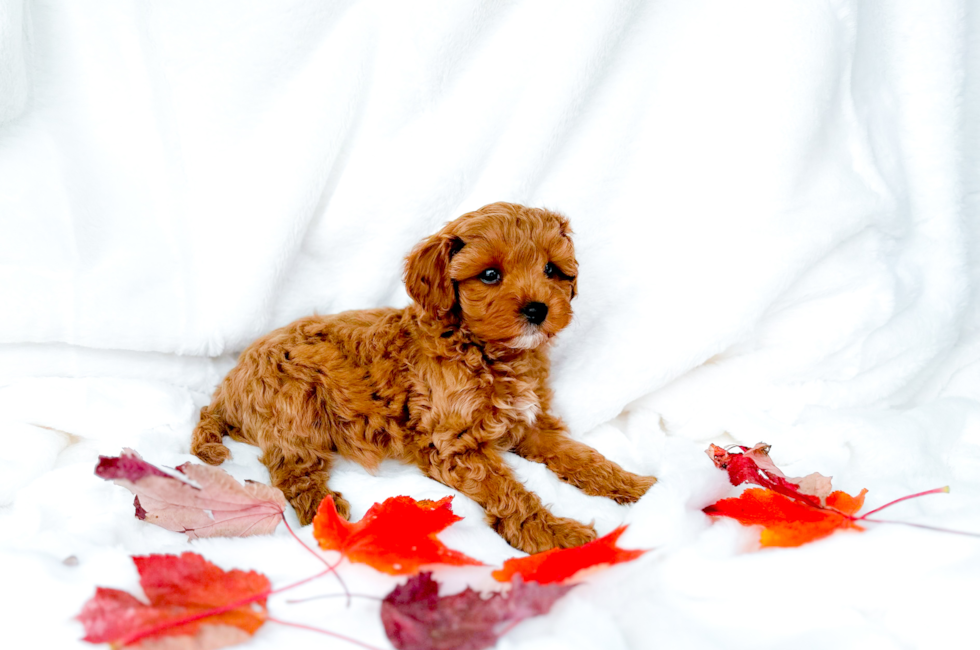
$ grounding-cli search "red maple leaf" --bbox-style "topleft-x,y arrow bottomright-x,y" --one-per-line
77,552 -> 271,649
312,494 -> 484,575
96,449 -> 287,539
491,526 -> 646,584
704,442 -> 953,547
381,572 -> 572,650
705,487 -> 867,547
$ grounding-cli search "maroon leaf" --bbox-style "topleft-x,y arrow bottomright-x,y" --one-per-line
381,572 -> 573,650
96,449 -> 287,539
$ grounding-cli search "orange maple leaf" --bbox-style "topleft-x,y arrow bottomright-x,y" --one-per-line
705,487 -> 869,547
312,494 -> 484,575
77,552 -> 270,649
491,526 -> 647,584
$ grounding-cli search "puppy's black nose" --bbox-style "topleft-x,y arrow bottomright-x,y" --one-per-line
521,302 -> 548,325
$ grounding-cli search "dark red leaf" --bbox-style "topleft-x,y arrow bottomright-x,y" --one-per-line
381,572 -> 572,650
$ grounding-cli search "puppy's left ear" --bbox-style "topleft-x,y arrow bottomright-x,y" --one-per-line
404,232 -> 463,321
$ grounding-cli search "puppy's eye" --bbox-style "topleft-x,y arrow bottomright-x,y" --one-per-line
544,262 -> 558,278
478,268 -> 502,285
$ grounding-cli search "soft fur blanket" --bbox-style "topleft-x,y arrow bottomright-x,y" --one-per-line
1,2 -> 978,648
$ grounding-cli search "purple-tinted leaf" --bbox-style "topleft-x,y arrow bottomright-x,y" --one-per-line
381,572 -> 573,650
95,449 -> 287,539
95,448 -> 171,481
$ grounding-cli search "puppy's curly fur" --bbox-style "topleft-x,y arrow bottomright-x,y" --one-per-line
191,202 -> 656,553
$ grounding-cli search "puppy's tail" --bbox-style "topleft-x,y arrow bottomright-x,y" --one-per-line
191,401 -> 234,466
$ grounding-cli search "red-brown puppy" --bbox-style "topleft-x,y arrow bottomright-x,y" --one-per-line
191,202 -> 656,553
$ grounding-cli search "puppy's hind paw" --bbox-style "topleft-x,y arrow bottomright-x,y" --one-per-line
192,442 -> 231,466
328,491 -> 351,520
291,489 -> 350,526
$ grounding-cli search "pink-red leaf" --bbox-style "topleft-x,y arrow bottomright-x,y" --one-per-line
491,526 -> 646,584
312,494 -> 483,575
96,449 -> 287,539
706,442 -> 831,508
77,552 -> 270,649
381,572 -> 572,650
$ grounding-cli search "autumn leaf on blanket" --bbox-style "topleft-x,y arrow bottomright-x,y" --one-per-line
704,487 -> 868,547
312,494 -> 483,575
704,442 -> 870,547
96,448 -> 287,539
491,526 -> 647,584
381,571 -> 573,650
706,442 -> 837,509
77,552 -> 270,649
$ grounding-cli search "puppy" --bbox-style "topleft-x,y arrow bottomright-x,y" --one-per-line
191,202 -> 656,553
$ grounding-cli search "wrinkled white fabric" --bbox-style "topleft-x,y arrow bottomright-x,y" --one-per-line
1,1 -> 978,648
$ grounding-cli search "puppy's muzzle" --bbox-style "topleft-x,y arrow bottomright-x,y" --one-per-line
521,301 -> 548,325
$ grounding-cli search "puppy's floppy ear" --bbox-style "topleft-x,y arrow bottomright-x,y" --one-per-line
555,213 -> 578,300
404,232 -> 464,321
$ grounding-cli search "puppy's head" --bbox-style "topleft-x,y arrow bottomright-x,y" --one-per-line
405,202 -> 577,349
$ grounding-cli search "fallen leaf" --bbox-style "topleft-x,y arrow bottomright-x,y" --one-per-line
704,487 -> 866,547
705,443 -> 872,547
706,442 -> 833,509
381,572 -> 572,650
77,552 -> 270,649
96,449 -> 287,539
491,526 -> 646,584
312,494 -> 483,575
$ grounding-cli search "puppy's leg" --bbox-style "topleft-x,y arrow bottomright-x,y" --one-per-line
516,415 -> 657,504
425,447 -> 596,553
262,445 -> 350,525
191,403 -> 232,465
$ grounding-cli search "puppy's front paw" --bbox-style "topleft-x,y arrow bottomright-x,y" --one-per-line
329,491 -> 351,520
498,510 -> 597,554
546,514 -> 598,550
610,473 -> 657,505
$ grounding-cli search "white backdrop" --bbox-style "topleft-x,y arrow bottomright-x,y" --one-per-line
1,1 -> 979,649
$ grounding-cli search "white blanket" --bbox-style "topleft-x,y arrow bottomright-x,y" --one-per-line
1,1 -> 978,648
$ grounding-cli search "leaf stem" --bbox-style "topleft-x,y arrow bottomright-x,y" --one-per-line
281,511 -> 329,566
857,486 -> 950,520
859,517 -> 980,537
266,616 -> 385,650
281,511 -> 351,604
285,592 -> 384,604
269,560 -> 341,597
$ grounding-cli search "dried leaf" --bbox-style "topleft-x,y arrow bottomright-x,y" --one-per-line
491,526 -> 646,584
707,443 -> 839,510
312,494 -> 483,575
96,449 -> 287,539
77,552 -> 270,649
381,572 -> 572,650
